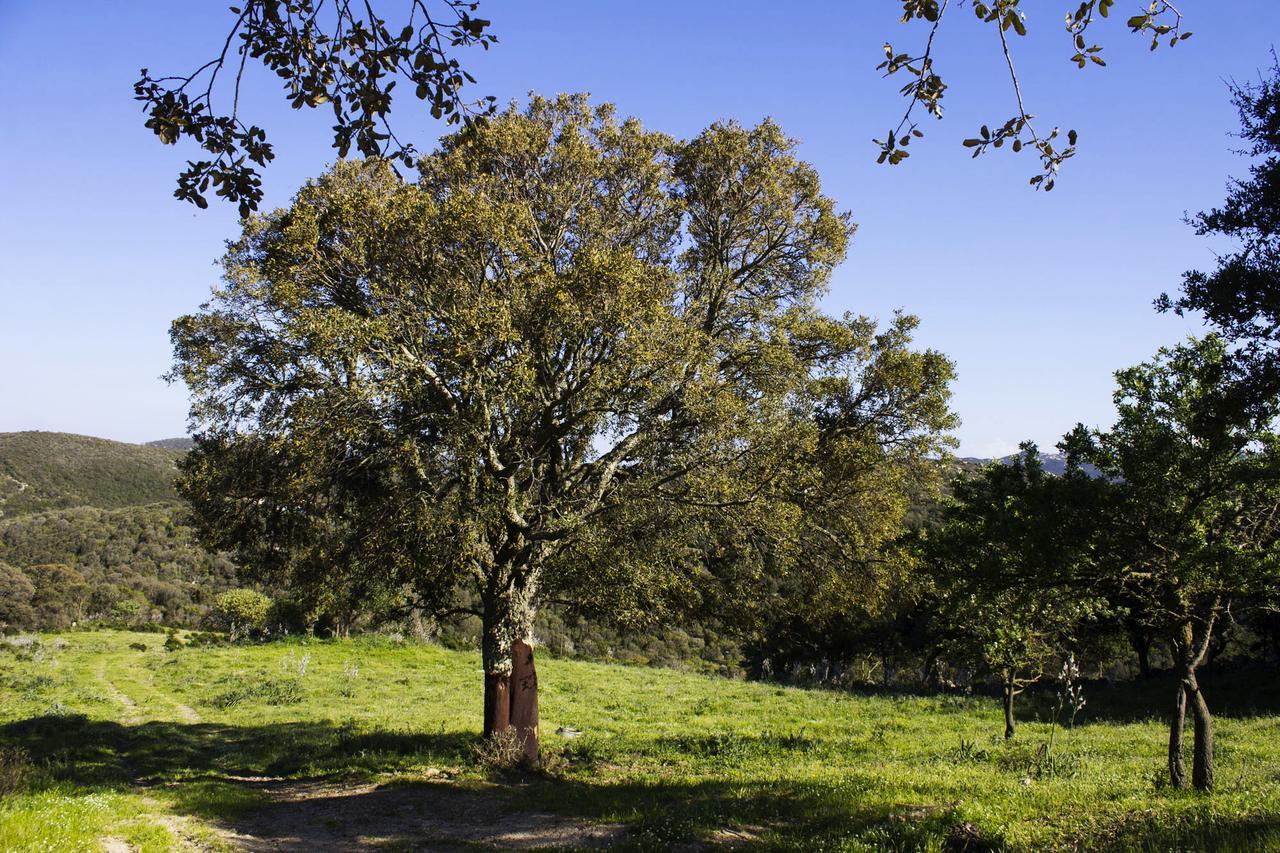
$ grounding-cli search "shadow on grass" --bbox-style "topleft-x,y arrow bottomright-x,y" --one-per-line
1102,812 -> 1280,853
0,714 -> 980,849
0,713 -> 476,789
2,713 -> 1277,851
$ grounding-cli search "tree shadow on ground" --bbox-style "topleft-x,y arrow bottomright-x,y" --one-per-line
0,715 -> 979,849
0,713 -> 476,788
2,714 -> 1277,850
1101,812 -> 1280,853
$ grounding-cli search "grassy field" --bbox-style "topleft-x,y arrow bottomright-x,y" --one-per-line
0,631 -> 1277,851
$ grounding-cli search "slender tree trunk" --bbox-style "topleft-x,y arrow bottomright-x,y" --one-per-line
922,650 -> 940,690
1168,609 -> 1218,791
1129,627 -> 1153,678
1168,678 -> 1188,789
1001,672 -> 1016,739
1185,667 -> 1214,791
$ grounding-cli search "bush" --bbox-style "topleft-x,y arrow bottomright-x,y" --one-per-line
186,631 -> 226,647
471,729 -> 533,773
212,589 -> 272,641
207,673 -> 305,708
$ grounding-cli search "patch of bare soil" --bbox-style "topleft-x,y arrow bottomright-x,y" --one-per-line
220,779 -> 624,851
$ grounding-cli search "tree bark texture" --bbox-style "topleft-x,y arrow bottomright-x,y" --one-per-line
510,638 -> 539,762
1168,677 -> 1188,789
480,580 -> 539,761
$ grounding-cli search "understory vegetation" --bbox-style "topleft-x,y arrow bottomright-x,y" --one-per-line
1,630 -> 1278,852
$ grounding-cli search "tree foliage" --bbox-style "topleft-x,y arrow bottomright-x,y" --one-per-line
0,562 -> 36,633
0,504 -> 240,628
878,0 -> 1191,188
136,0 -> 496,215
213,588 -> 274,641
926,444 -> 1102,737
1065,335 -> 1280,790
139,2 -> 1203,214
1159,56 -> 1280,391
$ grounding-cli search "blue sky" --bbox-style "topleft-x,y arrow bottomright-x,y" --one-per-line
1,1 -> 1277,456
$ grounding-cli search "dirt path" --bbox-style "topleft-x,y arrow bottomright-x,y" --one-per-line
172,702 -> 201,723
95,661 -> 142,725
216,779 -> 624,851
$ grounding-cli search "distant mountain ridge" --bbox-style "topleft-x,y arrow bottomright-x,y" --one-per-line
960,451 -> 1100,478
0,431 -> 183,519
145,437 -> 195,451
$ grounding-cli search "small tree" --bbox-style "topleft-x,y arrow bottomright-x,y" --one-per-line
25,564 -> 89,630
954,590 -> 1083,740
1066,335 -> 1280,790
213,589 -> 273,641
926,446 -> 1100,738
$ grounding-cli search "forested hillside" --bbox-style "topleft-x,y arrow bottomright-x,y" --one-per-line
0,432 -> 181,518
0,504 -> 238,628
0,433 -> 234,631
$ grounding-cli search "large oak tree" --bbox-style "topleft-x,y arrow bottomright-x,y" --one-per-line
171,95 -> 955,758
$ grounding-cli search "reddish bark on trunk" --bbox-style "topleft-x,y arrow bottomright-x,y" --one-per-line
484,672 -> 511,737
510,638 -> 539,763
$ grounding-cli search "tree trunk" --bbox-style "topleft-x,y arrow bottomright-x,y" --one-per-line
480,579 -> 539,764
1001,673 -> 1016,739
922,650 -> 940,690
1168,609 -> 1218,791
1186,668 -> 1214,791
1129,627 -> 1153,678
510,638 -> 539,763
1168,678 -> 1188,789
481,603 -> 513,738
483,671 -> 511,737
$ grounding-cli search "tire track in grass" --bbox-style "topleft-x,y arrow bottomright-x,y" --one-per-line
96,659 -> 142,725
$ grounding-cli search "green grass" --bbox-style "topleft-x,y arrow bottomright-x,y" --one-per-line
1,630 -> 1278,851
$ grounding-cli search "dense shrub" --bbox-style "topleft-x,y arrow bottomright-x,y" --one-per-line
212,589 -> 273,641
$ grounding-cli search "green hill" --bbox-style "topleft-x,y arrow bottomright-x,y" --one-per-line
0,432 -> 182,519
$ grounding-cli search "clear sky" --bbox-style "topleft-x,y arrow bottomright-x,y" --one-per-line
1,2 -> 1277,455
